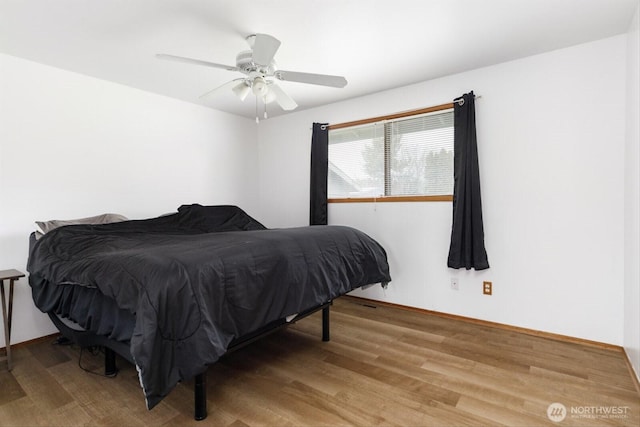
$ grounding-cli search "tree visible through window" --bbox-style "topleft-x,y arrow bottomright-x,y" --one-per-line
328,108 -> 454,200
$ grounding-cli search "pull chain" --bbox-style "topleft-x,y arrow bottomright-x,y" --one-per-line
263,97 -> 268,119
255,96 -> 259,124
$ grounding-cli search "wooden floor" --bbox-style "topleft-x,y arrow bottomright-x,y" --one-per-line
1,297 -> 638,426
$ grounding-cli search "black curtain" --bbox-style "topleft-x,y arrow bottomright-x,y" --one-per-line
447,91 -> 489,270
309,123 -> 328,225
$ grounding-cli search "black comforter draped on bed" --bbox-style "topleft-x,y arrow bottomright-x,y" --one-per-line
27,205 -> 391,409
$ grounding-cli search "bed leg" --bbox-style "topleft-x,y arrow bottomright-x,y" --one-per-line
194,372 -> 207,421
322,305 -> 330,342
104,347 -> 117,377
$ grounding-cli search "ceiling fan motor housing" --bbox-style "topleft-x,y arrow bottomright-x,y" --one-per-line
236,50 -> 276,76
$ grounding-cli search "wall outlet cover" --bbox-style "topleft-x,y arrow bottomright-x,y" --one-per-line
483,281 -> 492,295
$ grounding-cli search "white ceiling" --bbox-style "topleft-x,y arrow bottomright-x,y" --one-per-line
0,0 -> 637,119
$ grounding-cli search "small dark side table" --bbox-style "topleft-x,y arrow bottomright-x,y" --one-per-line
0,269 -> 25,371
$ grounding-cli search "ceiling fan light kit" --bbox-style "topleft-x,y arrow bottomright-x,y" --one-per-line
156,33 -> 347,119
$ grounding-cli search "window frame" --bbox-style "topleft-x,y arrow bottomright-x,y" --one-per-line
327,102 -> 455,204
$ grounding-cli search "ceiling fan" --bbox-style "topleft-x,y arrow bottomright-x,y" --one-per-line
156,33 -> 347,120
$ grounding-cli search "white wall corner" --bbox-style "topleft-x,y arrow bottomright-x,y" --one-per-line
623,0 -> 640,384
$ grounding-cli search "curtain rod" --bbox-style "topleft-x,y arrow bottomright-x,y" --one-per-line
318,94 -> 482,131
453,94 -> 482,107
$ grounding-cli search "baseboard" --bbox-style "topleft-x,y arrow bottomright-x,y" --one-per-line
0,332 -> 60,353
342,295 -> 622,351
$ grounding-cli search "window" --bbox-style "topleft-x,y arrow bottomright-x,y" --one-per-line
328,105 -> 454,202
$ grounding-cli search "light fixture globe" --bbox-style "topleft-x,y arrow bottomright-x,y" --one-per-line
251,77 -> 268,97
232,81 -> 251,101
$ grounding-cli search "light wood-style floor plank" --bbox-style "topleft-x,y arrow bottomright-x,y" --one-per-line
1,296 -> 638,426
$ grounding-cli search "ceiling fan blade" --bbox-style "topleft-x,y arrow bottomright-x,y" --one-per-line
199,78 -> 246,99
268,83 -> 298,111
156,54 -> 238,72
275,70 -> 347,88
251,34 -> 281,66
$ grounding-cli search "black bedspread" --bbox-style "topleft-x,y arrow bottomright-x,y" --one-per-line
27,205 -> 391,409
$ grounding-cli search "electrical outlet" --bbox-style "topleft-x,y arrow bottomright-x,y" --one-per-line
483,281 -> 492,295
451,277 -> 459,290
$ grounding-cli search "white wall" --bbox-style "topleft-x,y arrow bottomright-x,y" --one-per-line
624,2 -> 640,381
0,53 -> 258,346
258,36 -> 627,345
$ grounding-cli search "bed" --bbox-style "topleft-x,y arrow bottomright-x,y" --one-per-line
26,204 -> 391,420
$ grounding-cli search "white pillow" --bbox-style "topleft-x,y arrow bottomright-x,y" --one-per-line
35,213 -> 128,239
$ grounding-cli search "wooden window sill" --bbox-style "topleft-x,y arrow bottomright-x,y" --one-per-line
328,195 -> 453,203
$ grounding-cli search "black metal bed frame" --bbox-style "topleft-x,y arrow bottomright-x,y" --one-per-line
48,301 -> 332,421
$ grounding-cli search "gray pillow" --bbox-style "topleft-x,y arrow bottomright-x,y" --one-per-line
35,213 -> 128,239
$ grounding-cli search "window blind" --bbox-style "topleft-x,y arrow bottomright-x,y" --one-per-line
328,108 -> 454,199
387,111 -> 454,196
